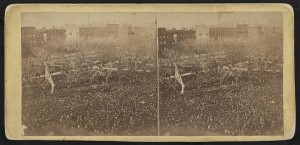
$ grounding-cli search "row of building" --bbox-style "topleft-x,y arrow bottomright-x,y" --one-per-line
158,24 -> 264,48
157,24 -> 278,58
195,24 -> 264,41
22,23 -> 277,52
21,26 -> 67,47
21,23 -> 156,47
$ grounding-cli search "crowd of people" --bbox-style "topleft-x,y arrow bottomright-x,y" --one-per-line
159,77 -> 283,136
22,71 -> 158,135
21,49 -> 283,136
159,57 -> 283,136
160,58 -> 282,92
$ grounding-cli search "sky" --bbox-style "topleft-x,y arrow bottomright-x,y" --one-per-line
22,12 -> 282,29
157,12 -> 282,28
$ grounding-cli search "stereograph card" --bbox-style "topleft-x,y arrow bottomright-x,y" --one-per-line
4,4 -> 295,141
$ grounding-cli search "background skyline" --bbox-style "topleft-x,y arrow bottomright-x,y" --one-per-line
22,12 -> 282,29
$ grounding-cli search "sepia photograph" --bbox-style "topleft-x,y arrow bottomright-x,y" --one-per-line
5,4 -> 295,141
21,12 -> 158,136
157,12 -> 284,136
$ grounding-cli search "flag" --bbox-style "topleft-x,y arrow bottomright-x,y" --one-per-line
174,63 -> 185,94
44,62 -> 55,94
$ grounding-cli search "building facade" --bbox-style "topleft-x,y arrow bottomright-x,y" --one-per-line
79,23 -> 156,39
130,24 -> 156,37
158,27 -> 196,58
209,27 -> 238,39
40,28 -> 67,43
21,27 -> 41,48
79,24 -> 119,39
195,25 -> 209,43
21,27 -> 67,48
208,24 -> 262,40
64,24 -> 79,43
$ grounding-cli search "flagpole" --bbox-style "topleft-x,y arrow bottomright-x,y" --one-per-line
155,15 -> 160,136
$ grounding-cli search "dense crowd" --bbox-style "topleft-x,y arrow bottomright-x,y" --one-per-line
22,67 -> 158,135
21,53 -> 283,136
158,57 -> 283,136
22,56 -> 157,135
159,77 -> 283,136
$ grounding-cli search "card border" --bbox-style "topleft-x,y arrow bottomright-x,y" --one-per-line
5,3 -> 295,141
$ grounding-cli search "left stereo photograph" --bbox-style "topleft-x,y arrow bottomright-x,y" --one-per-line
20,12 -> 159,136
